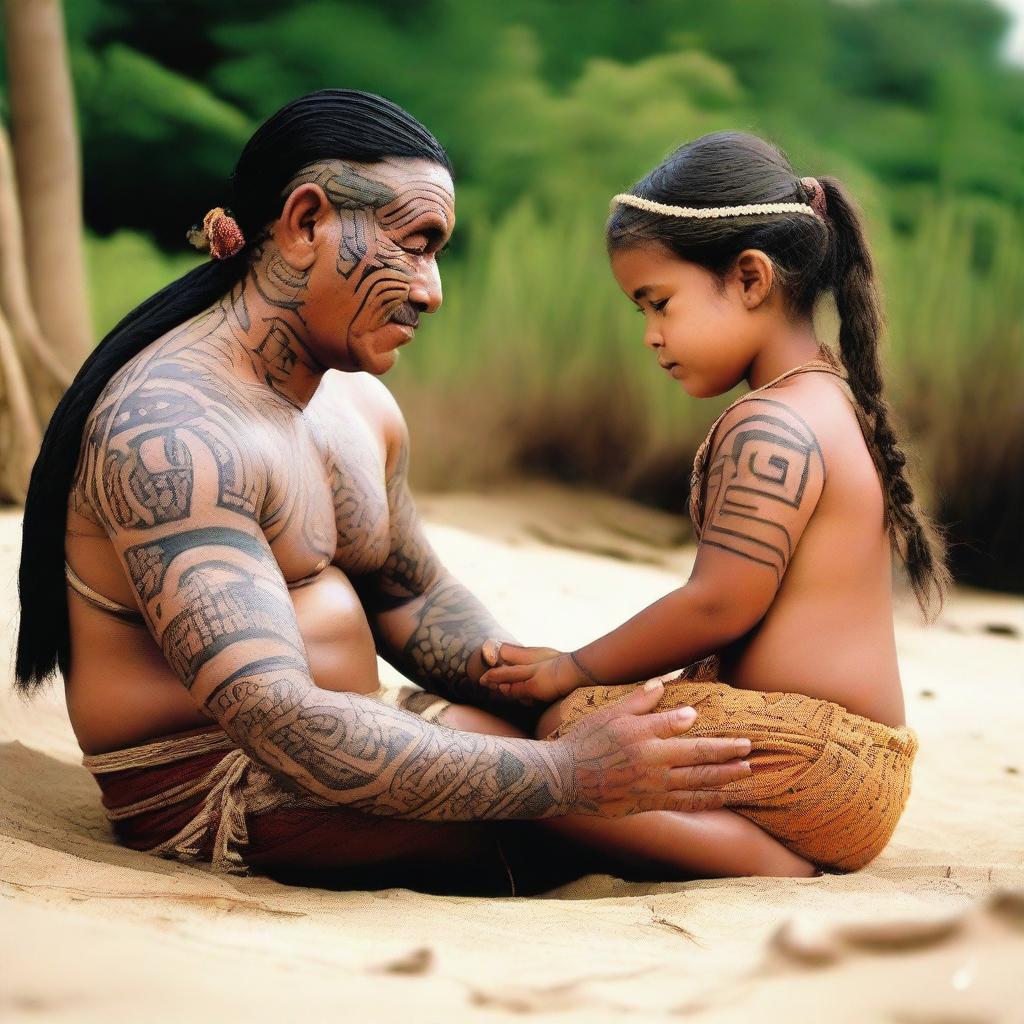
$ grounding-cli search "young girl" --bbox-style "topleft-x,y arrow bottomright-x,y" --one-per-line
478,131 -> 950,877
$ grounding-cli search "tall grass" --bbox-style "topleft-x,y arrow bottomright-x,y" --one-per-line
882,202 -> 1024,591
391,197 -> 1024,593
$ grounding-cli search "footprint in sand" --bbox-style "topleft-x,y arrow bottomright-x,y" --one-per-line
760,890 -> 1024,1021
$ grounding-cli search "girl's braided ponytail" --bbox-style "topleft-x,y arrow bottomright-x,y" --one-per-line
818,176 -> 951,619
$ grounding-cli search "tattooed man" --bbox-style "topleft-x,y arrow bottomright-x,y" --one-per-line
45,93 -> 751,892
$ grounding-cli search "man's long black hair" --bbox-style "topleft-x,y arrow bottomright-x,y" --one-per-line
15,89 -> 452,692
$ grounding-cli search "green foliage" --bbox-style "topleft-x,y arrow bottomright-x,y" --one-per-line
62,0 -> 1024,238
73,44 -> 253,245
66,0 -> 1024,590
86,230 -> 202,340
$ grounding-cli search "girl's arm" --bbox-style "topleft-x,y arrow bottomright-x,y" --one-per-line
482,397 -> 826,700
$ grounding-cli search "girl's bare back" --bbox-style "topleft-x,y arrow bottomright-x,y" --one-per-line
718,373 -> 906,727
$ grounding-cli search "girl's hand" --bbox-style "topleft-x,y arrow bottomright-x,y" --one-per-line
481,640 -> 563,668
479,647 -> 587,704
471,639 -> 561,685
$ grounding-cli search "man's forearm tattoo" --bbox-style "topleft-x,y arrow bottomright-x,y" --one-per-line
398,578 -> 499,700
209,665 -> 568,820
702,398 -> 824,584
366,444 -> 513,703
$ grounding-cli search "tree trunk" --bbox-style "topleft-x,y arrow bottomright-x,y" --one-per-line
0,306 -> 43,503
0,122 -> 72,429
3,0 -> 91,372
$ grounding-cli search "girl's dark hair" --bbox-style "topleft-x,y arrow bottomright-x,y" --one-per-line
15,89 -> 452,692
608,130 -> 950,620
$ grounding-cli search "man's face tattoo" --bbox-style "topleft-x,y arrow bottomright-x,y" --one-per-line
264,157 -> 454,376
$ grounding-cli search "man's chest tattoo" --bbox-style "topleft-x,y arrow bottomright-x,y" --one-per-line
306,410 -> 391,575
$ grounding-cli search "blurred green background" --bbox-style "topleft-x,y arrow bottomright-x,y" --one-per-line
24,0 -> 1024,589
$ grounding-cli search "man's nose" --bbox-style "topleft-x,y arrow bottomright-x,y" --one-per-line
408,258 -> 443,315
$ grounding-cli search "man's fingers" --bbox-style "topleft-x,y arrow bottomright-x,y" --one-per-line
665,759 -> 751,791
647,735 -> 753,767
664,790 -> 729,812
480,639 -> 553,668
640,705 -> 698,740
633,789 -> 730,813
586,680 -> 665,726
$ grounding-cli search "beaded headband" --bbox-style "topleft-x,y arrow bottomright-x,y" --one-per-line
186,207 -> 246,260
612,176 -> 827,221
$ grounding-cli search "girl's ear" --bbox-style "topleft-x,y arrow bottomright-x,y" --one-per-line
274,183 -> 332,271
731,249 -> 775,310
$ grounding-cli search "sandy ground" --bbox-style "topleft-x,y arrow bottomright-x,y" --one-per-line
1,485 -> 1022,1023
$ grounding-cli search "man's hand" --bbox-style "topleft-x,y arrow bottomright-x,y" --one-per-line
553,681 -> 752,816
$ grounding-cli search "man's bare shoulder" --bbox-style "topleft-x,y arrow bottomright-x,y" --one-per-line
311,370 -> 409,456
77,344 -> 277,533
87,334 -> 280,442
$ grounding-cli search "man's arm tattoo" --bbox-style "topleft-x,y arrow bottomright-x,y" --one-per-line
87,390 -> 566,820
366,445 -> 513,702
397,577 -> 500,700
209,661 -> 569,820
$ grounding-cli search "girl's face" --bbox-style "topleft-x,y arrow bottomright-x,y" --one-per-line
610,244 -> 760,398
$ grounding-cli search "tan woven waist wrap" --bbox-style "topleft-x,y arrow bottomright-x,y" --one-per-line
550,677 -> 919,872
81,684 -> 452,875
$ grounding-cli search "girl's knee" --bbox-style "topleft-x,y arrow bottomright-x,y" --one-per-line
438,703 -> 528,738
534,698 -> 566,740
751,846 -> 818,878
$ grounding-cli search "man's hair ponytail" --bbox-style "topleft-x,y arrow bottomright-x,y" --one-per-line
818,176 -> 951,619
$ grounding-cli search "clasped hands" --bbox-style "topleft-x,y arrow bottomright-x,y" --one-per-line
478,639 -> 600,704
475,640 -> 753,814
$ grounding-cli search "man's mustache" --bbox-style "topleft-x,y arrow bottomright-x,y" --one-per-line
389,303 -> 420,327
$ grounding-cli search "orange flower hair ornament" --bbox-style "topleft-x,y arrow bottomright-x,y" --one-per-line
186,207 -> 246,260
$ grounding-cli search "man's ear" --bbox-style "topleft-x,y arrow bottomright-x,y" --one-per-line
730,249 -> 775,310
274,183 -> 332,270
